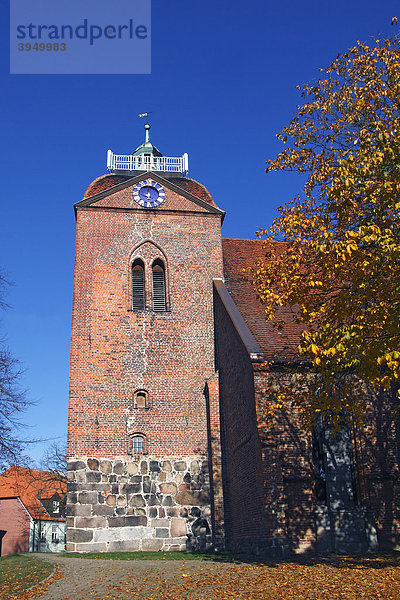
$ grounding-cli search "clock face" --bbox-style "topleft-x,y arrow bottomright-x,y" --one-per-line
132,179 -> 166,208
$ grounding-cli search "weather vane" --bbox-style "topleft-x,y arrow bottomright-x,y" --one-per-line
138,112 -> 152,120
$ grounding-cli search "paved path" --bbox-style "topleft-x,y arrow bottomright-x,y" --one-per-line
32,554 -> 247,600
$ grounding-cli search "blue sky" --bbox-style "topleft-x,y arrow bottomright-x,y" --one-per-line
0,0 -> 398,464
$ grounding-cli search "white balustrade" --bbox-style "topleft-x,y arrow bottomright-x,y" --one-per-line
107,150 -> 189,175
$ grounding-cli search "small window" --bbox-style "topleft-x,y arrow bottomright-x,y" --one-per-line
134,389 -> 149,409
132,259 -> 145,310
152,259 -> 166,311
51,525 -> 59,543
130,434 -> 146,454
53,500 -> 60,514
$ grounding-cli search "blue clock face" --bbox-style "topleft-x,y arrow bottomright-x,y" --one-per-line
132,179 -> 166,208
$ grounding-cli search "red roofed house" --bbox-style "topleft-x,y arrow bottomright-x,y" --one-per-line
0,466 -> 66,556
66,123 -> 399,555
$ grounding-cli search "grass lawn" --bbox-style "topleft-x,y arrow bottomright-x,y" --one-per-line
0,554 -> 54,599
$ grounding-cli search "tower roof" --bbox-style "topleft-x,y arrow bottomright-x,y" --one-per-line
132,122 -> 162,158
107,121 -> 187,175
81,172 -> 220,209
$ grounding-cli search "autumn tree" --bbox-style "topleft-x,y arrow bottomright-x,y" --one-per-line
252,38 -> 400,426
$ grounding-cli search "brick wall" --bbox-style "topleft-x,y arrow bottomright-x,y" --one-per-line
254,370 -> 400,553
354,388 -> 400,549
213,289 -> 269,553
68,206 -> 223,458
254,369 -> 316,553
67,179 -> 224,550
204,371 -> 224,548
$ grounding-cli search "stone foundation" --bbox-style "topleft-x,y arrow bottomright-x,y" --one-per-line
66,455 -> 213,552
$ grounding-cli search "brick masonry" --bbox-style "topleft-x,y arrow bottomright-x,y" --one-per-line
214,283 -> 399,554
213,287 -> 273,554
68,203 -> 223,458
67,173 -> 224,549
254,369 -> 316,554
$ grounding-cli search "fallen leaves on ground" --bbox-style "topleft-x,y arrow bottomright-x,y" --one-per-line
12,567 -> 64,600
133,558 -> 400,600
12,554 -> 400,600
0,554 -> 61,599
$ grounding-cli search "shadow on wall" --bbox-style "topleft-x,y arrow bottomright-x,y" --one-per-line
358,387 -> 400,551
269,407 -> 317,554
267,386 -> 400,554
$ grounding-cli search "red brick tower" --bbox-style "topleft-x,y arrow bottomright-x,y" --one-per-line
67,123 -> 225,551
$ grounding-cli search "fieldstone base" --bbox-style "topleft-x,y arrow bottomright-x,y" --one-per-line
66,455 -> 213,552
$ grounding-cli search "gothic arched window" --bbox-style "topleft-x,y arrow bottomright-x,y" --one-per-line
152,259 -> 166,311
132,259 -> 145,310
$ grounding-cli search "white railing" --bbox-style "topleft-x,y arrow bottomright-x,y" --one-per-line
107,150 -> 189,175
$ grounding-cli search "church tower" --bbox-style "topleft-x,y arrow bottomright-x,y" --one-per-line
66,123 -> 225,552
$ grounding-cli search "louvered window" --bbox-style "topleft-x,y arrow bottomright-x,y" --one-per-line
152,260 -> 166,311
132,260 -> 145,310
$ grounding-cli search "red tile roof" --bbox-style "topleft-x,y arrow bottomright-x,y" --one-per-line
168,177 -> 217,207
222,238 -> 304,362
0,466 -> 66,521
83,174 -> 129,199
83,174 -> 217,207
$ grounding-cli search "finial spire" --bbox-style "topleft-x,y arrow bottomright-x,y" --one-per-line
138,112 -> 152,144
144,122 -> 150,143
